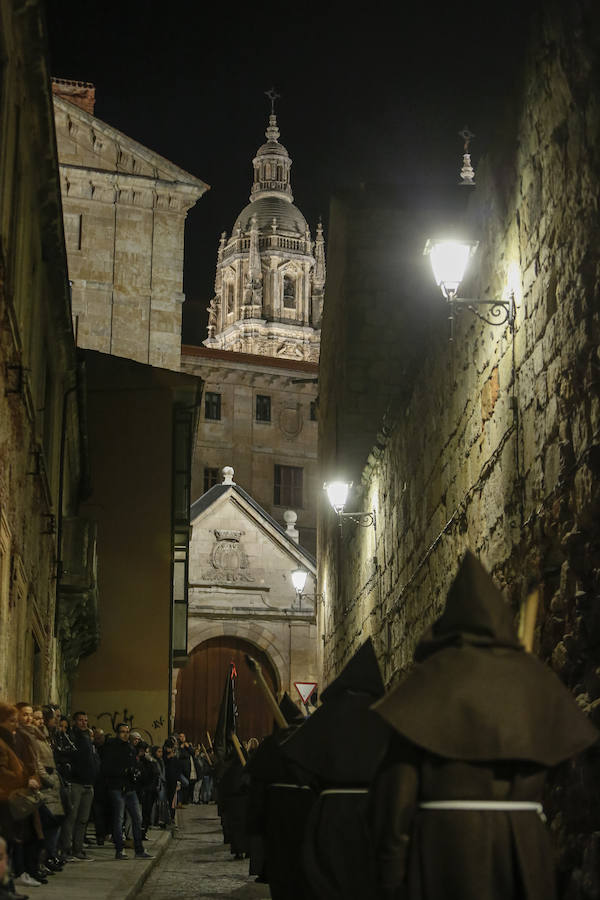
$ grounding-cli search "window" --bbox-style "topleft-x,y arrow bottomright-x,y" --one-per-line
204,392 -> 221,421
274,464 -> 303,508
310,400 -> 317,421
283,275 -> 296,309
203,467 -> 220,493
256,394 -> 271,423
226,283 -> 234,314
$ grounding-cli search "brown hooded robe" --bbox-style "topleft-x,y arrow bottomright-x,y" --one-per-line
368,551 -> 598,900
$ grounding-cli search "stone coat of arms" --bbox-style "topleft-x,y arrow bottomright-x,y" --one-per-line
203,530 -> 254,583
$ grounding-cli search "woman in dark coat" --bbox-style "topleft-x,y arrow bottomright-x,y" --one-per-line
368,551 -> 598,900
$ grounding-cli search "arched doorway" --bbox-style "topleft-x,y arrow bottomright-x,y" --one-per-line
175,636 -> 279,746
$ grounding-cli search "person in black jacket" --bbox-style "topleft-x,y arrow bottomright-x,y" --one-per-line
101,723 -> 153,860
163,744 -> 181,824
134,742 -> 158,839
59,711 -> 99,861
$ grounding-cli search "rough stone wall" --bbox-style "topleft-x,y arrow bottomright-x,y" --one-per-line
0,0 -> 86,706
318,2 -> 600,896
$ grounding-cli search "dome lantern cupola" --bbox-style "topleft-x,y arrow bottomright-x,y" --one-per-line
250,112 -> 293,203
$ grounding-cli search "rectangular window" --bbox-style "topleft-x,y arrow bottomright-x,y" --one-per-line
256,394 -> 271,422
310,400 -> 317,421
203,467 -> 220,493
204,391 -> 221,421
274,464 -> 303,508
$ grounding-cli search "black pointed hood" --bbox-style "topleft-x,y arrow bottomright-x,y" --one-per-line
280,638 -> 388,785
279,692 -> 306,727
373,551 -> 598,766
415,550 -> 521,659
320,637 -> 385,703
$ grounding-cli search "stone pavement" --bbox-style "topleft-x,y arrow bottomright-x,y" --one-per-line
135,805 -> 270,900
27,827 -> 171,900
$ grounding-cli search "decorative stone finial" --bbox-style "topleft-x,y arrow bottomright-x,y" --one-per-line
222,466 -> 235,485
458,126 -> 475,186
265,114 -> 280,143
283,509 -> 299,543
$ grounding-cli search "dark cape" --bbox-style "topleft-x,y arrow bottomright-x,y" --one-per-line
281,637 -> 389,786
281,638 -> 389,900
368,550 -> 598,900
245,693 -> 313,895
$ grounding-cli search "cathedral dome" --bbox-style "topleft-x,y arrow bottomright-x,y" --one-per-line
255,138 -> 290,158
233,196 -> 307,236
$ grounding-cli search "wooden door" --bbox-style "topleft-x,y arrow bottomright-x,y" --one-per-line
175,636 -> 279,746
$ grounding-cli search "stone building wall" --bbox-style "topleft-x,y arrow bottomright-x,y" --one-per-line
318,3 -> 600,896
0,0 -> 92,706
52,91 -> 208,371
182,345 -> 319,554
186,478 -> 318,697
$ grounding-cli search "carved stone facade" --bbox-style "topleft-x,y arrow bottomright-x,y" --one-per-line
203,112 -> 324,362
52,82 -> 209,371
182,468 -> 319,711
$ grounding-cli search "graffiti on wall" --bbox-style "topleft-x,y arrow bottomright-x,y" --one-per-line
96,708 -> 166,743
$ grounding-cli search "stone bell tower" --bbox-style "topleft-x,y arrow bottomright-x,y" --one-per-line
203,96 -> 325,362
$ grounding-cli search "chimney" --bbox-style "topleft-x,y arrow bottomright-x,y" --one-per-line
52,78 -> 96,116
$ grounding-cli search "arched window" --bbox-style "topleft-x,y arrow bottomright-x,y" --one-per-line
226,282 -> 234,314
283,275 -> 296,309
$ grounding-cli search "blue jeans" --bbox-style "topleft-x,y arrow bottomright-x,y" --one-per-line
108,789 -> 143,853
201,775 -> 213,803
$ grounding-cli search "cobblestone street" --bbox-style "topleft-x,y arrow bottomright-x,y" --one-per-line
136,806 -> 270,900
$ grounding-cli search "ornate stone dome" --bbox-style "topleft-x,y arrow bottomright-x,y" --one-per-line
233,197 -> 307,235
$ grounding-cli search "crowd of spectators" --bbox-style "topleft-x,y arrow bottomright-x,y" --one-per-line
0,700 -> 214,898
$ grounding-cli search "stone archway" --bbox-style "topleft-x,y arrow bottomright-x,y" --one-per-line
174,635 -> 280,746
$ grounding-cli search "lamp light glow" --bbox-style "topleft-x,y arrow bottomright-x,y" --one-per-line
291,568 -> 308,594
425,239 -> 478,298
325,481 -> 350,513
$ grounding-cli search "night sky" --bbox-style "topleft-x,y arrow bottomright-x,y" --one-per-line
46,0 -> 531,344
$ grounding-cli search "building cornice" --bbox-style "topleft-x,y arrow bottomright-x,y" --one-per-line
53,95 -> 209,195
181,344 -> 319,374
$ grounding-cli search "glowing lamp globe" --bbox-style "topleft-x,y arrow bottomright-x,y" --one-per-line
325,481 -> 351,514
424,239 -> 478,299
291,568 -> 308,594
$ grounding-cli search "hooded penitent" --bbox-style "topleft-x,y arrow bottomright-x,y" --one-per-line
286,638 -> 389,900
368,551 -> 598,900
281,637 -> 388,785
373,550 -> 597,764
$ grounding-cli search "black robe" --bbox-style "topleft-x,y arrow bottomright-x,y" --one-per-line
281,638 -> 389,900
368,551 -> 598,900
245,695 -> 313,898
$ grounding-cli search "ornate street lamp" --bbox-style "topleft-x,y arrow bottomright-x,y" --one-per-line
323,481 -> 376,529
424,238 -> 515,340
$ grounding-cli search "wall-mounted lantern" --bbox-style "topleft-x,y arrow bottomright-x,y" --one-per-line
291,567 -> 308,595
290,567 -> 322,611
324,481 -> 376,529
423,238 -> 515,340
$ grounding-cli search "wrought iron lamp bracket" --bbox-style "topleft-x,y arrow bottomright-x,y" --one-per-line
338,509 -> 377,528
451,292 -> 515,330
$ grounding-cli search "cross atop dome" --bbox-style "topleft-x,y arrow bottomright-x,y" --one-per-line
265,87 -> 280,116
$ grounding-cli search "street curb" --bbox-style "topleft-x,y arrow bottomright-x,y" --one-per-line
105,828 -> 172,900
